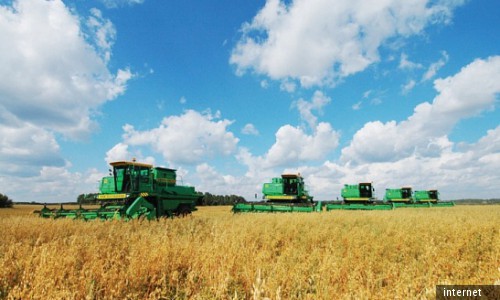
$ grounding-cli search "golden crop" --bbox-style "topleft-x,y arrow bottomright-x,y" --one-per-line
1,205 -> 498,299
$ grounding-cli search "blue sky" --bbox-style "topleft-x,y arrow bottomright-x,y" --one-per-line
1,0 -> 499,202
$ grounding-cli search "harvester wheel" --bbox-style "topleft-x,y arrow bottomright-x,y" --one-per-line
176,205 -> 191,217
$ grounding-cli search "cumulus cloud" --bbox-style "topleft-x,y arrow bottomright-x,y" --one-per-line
230,0 -> 465,87
264,122 -> 339,167
0,108 -> 64,176
104,143 -> 155,166
116,110 -> 239,165
341,56 -> 500,164
242,123 -> 259,135
236,91 -> 340,178
194,162 -> 264,200
105,143 -> 131,164
0,0 -> 132,140
238,92 -> 340,171
0,164 -> 105,203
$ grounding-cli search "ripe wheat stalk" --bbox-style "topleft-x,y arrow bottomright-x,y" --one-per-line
1,205 -> 498,299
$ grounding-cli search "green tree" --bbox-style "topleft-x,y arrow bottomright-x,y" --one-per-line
77,193 -> 98,204
0,193 -> 14,208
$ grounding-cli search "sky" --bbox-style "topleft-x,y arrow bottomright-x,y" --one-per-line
0,0 -> 499,203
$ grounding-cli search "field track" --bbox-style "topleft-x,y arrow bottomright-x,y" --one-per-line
1,205 -> 499,299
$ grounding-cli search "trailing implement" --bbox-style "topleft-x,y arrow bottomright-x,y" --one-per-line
232,174 -> 320,213
325,183 -> 394,210
38,160 -> 202,220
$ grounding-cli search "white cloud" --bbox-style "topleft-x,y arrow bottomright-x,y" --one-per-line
352,101 -> 362,110
422,51 -> 449,81
86,8 -> 116,63
237,122 -> 340,173
105,143 -> 131,164
293,90 -> 331,129
230,0 -> 465,87
402,79 -> 417,94
117,110 -> 239,165
341,56 -> 500,165
0,108 -> 64,176
242,123 -> 259,135
363,90 -> 372,98
100,0 -> 145,9
0,164 -> 105,203
237,91 -> 339,174
399,53 -> 423,70
194,162 -> 264,200
279,79 -> 296,93
0,0 -> 132,140
354,90 -> 384,109
264,122 -> 339,168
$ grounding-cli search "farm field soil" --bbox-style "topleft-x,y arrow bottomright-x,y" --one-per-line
1,205 -> 499,299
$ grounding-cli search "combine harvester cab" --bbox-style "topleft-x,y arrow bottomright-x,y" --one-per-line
232,174 -> 322,213
325,183 -> 394,210
414,189 -> 454,207
39,160 -> 202,220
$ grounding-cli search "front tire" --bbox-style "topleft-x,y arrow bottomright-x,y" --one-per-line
176,205 -> 191,217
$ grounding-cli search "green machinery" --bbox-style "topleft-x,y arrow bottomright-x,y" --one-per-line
384,187 -> 454,207
39,160 -> 202,220
325,183 -> 394,210
414,189 -> 454,207
384,186 -> 422,208
232,174 -> 322,213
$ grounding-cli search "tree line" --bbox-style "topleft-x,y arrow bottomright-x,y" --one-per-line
196,192 -> 245,206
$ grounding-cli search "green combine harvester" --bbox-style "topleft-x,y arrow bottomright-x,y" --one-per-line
325,183 -> 394,210
384,187 -> 421,208
384,187 -> 454,208
38,160 -> 202,220
232,174 -> 322,213
414,189 -> 454,207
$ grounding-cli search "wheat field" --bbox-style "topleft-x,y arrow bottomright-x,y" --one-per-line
1,205 -> 498,299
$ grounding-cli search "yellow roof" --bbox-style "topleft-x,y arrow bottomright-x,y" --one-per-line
110,161 -> 153,168
282,174 -> 301,178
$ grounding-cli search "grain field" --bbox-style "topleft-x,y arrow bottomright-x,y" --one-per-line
1,205 -> 498,299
